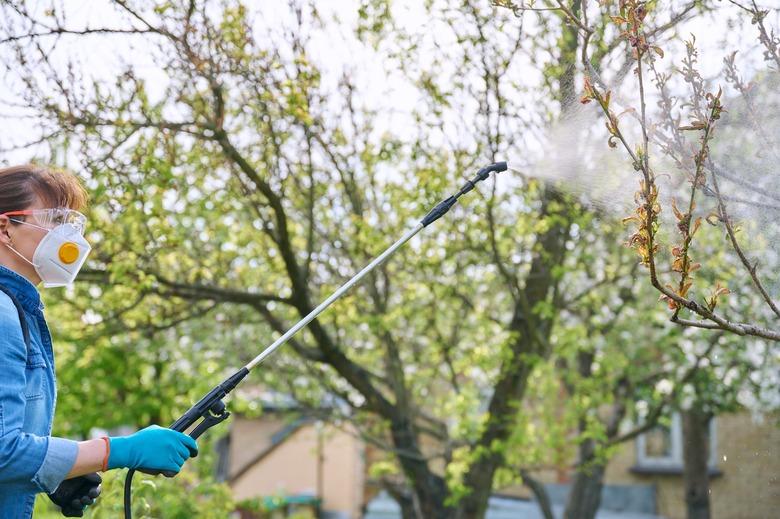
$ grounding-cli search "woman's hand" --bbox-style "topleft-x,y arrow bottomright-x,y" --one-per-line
108,425 -> 198,473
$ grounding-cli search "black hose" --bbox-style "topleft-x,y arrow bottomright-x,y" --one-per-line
124,469 -> 135,519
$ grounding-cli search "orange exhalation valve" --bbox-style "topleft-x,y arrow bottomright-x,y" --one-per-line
58,242 -> 80,264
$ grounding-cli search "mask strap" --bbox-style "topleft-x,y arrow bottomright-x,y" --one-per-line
4,242 -> 39,269
4,220 -> 41,269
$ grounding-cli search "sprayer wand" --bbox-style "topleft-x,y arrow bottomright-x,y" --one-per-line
122,161 -> 507,518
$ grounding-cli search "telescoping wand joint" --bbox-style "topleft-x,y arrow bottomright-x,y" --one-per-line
122,161 -> 507,518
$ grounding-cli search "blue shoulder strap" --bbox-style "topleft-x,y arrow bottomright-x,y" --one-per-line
0,284 -> 31,351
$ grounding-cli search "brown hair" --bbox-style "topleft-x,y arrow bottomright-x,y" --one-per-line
0,165 -> 88,218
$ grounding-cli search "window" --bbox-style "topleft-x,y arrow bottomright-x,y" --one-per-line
633,413 -> 719,475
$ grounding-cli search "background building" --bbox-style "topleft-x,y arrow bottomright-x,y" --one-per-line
219,410 -> 780,518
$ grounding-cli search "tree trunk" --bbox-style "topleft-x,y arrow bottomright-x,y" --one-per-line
521,469 -> 555,519
564,397 -> 627,519
563,439 -> 606,519
386,417 -> 450,518
682,409 -> 712,519
456,186 -> 572,519
383,480 -> 422,519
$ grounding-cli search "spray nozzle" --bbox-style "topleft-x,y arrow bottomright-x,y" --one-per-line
476,161 -> 508,180
458,161 -> 507,196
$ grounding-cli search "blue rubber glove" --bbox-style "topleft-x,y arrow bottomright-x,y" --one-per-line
108,425 -> 198,473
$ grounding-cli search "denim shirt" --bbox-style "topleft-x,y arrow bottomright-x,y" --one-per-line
0,265 -> 78,518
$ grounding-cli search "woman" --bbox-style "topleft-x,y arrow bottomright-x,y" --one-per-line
0,165 -> 198,518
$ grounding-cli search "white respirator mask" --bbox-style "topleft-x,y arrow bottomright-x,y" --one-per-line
3,208 -> 92,288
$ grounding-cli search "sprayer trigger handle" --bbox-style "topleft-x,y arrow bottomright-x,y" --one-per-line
190,408 -> 230,439
139,405 -> 229,478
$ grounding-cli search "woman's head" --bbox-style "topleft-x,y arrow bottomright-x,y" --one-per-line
0,165 -> 90,286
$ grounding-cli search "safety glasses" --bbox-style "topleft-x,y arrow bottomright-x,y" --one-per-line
0,208 -> 87,234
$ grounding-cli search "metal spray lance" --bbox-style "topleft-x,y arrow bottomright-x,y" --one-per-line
121,161 -> 508,517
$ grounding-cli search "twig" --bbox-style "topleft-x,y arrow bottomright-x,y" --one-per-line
707,161 -> 780,318
0,27 -> 158,44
